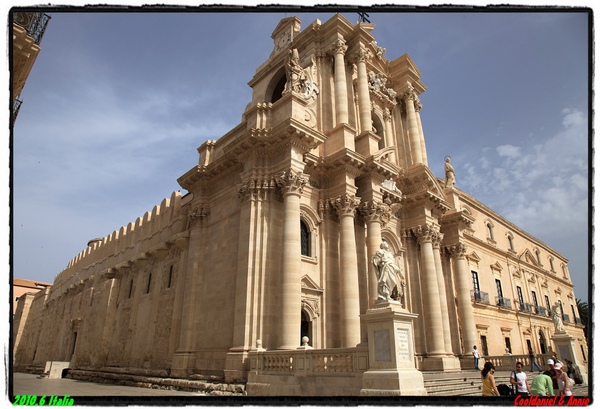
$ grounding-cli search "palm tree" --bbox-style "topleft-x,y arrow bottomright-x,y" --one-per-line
576,298 -> 588,340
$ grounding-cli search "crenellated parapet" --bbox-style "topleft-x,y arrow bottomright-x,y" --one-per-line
50,191 -> 186,297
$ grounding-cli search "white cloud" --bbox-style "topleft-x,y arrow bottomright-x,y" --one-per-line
496,144 -> 521,159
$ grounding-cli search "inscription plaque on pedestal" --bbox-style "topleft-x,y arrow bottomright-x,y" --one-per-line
396,328 -> 409,361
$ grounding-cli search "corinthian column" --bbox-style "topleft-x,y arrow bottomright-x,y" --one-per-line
277,170 -> 308,349
354,44 -> 373,134
331,193 -> 362,347
431,233 -> 453,355
447,242 -> 478,355
403,82 -> 423,165
413,224 -> 445,356
360,200 -> 391,308
333,36 -> 349,125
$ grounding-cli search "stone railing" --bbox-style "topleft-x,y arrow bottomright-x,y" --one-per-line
483,353 -> 552,371
250,346 -> 369,375
247,346 -> 369,396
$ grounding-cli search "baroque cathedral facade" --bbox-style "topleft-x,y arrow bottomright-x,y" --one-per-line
13,14 -> 587,387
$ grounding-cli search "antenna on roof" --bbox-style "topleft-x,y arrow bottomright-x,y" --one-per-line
357,12 -> 370,23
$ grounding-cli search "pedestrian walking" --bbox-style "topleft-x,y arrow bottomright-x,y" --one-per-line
528,348 -> 543,372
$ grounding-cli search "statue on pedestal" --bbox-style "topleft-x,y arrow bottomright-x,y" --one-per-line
552,302 -> 566,333
372,241 -> 405,305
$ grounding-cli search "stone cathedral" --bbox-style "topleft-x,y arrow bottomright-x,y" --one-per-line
13,14 -> 587,395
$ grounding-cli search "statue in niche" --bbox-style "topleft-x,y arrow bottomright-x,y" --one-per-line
444,156 -> 456,187
552,302 -> 566,333
284,49 -> 319,100
372,241 -> 405,305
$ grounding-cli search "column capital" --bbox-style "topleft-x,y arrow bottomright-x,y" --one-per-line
329,193 -> 361,218
446,242 -> 468,258
238,176 -> 277,202
276,169 -> 308,197
188,206 -> 209,227
359,200 -> 391,226
412,224 -> 442,244
351,43 -> 373,64
332,36 -> 348,55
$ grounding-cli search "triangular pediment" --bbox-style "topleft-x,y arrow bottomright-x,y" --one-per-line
301,275 -> 323,293
490,261 -> 503,271
396,164 -> 448,206
466,251 -> 481,264
519,249 -> 539,266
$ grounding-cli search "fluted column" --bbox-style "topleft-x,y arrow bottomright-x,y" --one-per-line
431,234 -> 453,355
354,44 -> 373,134
414,97 -> 428,165
413,224 -> 445,356
277,170 -> 308,349
403,82 -> 423,165
360,200 -> 391,308
447,242 -> 478,355
333,36 -> 349,125
331,193 -> 362,347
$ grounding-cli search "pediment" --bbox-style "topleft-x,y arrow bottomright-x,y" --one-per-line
518,249 -> 539,266
490,261 -> 503,271
466,251 -> 481,264
301,275 -> 323,294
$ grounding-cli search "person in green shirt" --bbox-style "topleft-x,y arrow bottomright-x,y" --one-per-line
530,373 -> 554,396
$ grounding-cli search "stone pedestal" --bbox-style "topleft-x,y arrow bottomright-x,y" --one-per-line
45,361 -> 71,379
360,302 -> 427,395
552,331 -> 588,383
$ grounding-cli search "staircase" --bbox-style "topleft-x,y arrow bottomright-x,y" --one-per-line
423,371 -> 483,396
424,371 -> 590,397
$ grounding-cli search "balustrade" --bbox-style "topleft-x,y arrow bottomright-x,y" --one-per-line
252,347 -> 367,375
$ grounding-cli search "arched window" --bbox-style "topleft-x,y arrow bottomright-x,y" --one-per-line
271,75 -> 287,103
507,233 -> 515,251
486,222 -> 494,241
300,220 -> 310,257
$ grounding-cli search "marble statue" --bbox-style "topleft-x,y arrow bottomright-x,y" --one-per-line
444,157 -> 456,187
552,302 -> 566,333
372,241 -> 405,304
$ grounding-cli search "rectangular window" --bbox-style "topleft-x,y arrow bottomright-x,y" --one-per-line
545,295 -> 552,315
571,305 -> 578,321
517,286 -> 524,307
472,271 -> 480,293
128,280 -> 134,299
146,273 -> 152,294
495,279 -> 503,298
532,291 -> 539,307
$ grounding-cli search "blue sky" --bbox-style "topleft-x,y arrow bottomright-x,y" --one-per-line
10,8 -> 590,303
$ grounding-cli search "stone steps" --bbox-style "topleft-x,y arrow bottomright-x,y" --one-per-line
66,369 -> 246,396
424,374 -> 484,396
424,372 -> 590,397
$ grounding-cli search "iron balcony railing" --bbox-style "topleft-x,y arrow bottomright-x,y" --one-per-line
13,11 -> 51,45
562,314 -> 571,323
496,296 -> 512,309
519,302 -> 534,314
575,317 -> 582,325
472,290 -> 489,304
534,305 -> 548,316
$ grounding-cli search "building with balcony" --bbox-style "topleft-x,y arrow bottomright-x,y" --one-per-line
11,11 -> 51,124
12,14 -> 587,393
